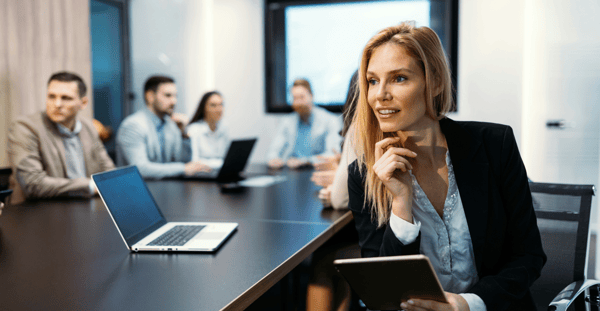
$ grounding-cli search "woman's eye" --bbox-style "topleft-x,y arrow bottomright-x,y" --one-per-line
395,76 -> 407,83
368,79 -> 378,86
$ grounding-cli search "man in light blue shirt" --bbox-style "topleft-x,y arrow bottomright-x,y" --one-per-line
267,79 -> 342,169
116,76 -> 210,179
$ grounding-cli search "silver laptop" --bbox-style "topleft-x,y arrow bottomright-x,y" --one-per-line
92,166 -> 238,252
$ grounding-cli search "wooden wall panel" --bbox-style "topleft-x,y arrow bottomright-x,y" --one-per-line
0,0 -> 92,166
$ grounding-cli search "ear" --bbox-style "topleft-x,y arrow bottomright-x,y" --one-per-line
80,96 -> 89,110
145,90 -> 155,105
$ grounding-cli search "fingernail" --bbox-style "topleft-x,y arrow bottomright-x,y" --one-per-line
400,303 -> 407,308
408,300 -> 414,305
412,152 -> 417,156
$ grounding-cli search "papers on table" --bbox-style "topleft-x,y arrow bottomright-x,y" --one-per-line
238,175 -> 287,187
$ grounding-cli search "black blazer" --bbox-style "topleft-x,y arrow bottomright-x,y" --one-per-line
348,118 -> 547,311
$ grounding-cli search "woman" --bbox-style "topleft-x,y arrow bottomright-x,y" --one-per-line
187,91 -> 229,165
348,22 -> 546,310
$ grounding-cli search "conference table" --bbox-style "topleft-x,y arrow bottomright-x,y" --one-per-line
0,166 -> 353,310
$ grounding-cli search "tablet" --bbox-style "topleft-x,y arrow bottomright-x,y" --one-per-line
334,254 -> 447,310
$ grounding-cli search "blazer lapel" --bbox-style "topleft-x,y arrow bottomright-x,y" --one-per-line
43,114 -> 69,178
441,118 -> 489,272
79,121 -> 94,176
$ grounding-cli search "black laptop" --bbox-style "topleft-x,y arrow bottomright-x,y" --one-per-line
190,138 -> 257,183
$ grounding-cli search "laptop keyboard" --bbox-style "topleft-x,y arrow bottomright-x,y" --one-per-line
148,225 -> 206,246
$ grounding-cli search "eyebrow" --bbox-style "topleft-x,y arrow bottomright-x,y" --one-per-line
367,68 -> 416,76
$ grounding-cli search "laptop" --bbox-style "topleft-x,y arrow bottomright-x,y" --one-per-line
92,166 -> 238,252
191,138 -> 257,183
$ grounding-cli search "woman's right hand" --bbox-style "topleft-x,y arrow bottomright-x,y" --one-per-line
373,137 -> 417,221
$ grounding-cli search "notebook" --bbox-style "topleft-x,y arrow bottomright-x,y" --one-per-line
93,166 -> 238,252
191,138 -> 257,182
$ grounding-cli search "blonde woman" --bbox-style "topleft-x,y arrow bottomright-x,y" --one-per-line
348,22 -> 545,311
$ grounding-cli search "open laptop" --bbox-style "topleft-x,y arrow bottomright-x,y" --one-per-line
93,166 -> 238,252
191,138 -> 257,183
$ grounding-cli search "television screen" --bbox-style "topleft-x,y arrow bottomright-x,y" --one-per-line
285,1 -> 430,107
265,0 -> 458,113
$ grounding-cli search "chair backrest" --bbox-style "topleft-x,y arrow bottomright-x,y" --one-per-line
528,181 -> 595,310
0,167 -> 12,191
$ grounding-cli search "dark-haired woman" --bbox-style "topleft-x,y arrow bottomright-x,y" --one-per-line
187,92 -> 229,167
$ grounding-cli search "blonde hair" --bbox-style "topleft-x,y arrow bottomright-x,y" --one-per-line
352,22 -> 454,227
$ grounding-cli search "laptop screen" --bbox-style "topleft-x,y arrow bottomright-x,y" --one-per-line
93,166 -> 167,246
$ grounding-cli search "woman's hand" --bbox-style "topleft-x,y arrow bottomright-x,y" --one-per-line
400,292 -> 470,311
373,137 -> 417,221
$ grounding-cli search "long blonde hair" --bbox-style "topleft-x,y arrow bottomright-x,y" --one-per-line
351,22 -> 454,227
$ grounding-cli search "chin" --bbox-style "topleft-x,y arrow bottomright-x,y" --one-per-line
48,115 -> 64,124
377,120 -> 402,133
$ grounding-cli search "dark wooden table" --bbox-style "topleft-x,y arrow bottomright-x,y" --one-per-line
0,167 -> 352,311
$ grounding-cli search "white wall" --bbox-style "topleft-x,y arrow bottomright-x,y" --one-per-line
212,0 -> 281,164
451,0 -> 525,145
130,0 -> 200,113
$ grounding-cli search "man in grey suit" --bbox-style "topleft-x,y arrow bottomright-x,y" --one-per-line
7,71 -> 115,203
116,75 -> 209,179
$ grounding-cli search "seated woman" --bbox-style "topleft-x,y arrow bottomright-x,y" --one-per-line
187,91 -> 229,169
348,22 -> 546,310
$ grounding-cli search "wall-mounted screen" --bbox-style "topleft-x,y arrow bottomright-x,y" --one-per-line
265,0 -> 458,113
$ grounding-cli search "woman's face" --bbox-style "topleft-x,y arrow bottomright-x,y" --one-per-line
204,94 -> 223,124
366,42 -> 430,133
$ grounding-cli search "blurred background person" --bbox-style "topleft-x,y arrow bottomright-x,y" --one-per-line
116,75 -> 210,179
312,70 -> 359,210
306,70 -> 361,311
267,78 -> 342,169
187,91 -> 229,170
7,71 -> 114,202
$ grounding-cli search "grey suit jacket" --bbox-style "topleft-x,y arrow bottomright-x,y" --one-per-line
7,111 -> 115,203
116,108 -> 189,179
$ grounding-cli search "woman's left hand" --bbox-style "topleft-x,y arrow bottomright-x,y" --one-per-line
400,292 -> 469,311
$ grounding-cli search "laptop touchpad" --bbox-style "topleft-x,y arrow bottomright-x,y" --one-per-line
195,231 -> 228,240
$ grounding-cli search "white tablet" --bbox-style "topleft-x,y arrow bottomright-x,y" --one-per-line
334,254 -> 447,310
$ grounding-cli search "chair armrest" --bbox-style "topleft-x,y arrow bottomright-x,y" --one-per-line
549,279 -> 600,311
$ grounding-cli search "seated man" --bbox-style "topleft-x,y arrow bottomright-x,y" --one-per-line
116,75 -> 209,179
267,78 -> 342,169
8,71 -> 115,202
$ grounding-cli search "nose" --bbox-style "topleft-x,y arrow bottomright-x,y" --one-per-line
375,82 -> 391,102
54,98 -> 63,108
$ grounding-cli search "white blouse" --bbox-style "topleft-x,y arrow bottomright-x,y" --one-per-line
186,120 -> 229,164
389,152 -> 486,311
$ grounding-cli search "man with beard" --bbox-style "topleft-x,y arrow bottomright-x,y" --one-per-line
267,78 -> 342,169
116,75 -> 209,179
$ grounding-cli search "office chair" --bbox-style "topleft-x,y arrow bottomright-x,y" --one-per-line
0,167 -> 12,205
528,181 -> 599,311
0,167 -> 11,191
